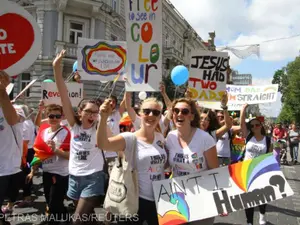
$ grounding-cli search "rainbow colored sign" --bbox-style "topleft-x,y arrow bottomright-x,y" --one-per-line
77,38 -> 126,81
153,153 -> 294,224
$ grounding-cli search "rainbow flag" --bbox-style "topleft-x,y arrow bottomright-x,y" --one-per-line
231,137 -> 246,163
30,124 -> 71,166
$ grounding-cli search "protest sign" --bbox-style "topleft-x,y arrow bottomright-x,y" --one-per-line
6,83 -> 14,95
125,0 -> 162,92
77,38 -> 127,81
1,0 -> 42,76
41,83 -> 83,106
153,153 -> 293,224
188,51 -> 228,102
197,84 -> 279,110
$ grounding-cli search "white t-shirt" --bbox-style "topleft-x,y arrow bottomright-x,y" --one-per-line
244,136 -> 267,160
69,124 -> 104,176
216,131 -> 231,158
23,119 -> 36,149
42,127 -> 69,176
121,132 -> 167,201
132,115 -> 166,134
105,110 -> 121,158
0,108 -> 23,176
166,129 -> 216,177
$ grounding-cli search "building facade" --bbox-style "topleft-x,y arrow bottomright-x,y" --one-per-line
231,70 -> 252,86
10,0 -> 208,107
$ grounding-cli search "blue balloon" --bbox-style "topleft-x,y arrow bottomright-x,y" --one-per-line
73,61 -> 78,72
171,65 -> 189,86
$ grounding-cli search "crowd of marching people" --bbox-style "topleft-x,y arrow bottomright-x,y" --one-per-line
0,50 -> 299,225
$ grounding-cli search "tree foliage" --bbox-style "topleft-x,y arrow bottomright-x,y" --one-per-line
274,57 -> 300,124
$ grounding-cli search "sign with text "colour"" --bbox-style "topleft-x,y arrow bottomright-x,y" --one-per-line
153,153 -> 293,224
189,50 -> 228,102
125,0 -> 163,92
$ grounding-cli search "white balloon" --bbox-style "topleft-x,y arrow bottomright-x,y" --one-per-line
138,91 -> 147,100
100,80 -> 109,84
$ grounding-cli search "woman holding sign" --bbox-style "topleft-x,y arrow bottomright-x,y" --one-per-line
241,104 -> 272,225
53,50 -> 108,224
166,98 -> 219,225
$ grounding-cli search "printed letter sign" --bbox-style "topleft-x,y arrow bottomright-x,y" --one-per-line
0,0 -> 42,76
125,0 -> 163,92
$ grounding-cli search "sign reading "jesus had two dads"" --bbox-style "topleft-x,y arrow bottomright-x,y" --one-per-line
153,153 -> 294,225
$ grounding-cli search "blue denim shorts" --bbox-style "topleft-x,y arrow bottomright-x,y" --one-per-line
67,171 -> 106,200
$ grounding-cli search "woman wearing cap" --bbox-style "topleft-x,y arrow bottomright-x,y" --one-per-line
241,104 -> 272,225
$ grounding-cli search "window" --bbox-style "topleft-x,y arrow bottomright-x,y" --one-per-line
112,0 -> 117,12
111,34 -> 118,41
69,22 -> 83,44
20,73 -> 31,97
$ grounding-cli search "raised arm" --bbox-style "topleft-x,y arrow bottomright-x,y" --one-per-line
216,93 -> 233,138
0,71 -> 20,126
52,50 -> 76,127
124,91 -> 137,122
97,99 -> 126,152
240,104 -> 249,138
119,92 -> 126,116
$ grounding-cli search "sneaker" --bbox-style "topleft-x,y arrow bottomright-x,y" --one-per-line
1,206 -> 13,215
259,213 -> 267,225
14,200 -> 33,208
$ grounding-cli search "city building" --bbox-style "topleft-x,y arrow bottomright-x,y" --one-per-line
231,70 -> 252,86
10,0 -> 210,107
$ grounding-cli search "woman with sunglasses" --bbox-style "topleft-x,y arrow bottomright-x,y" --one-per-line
166,98 -> 219,225
29,104 -> 70,224
241,104 -> 272,225
53,50 -> 108,224
97,98 -> 167,225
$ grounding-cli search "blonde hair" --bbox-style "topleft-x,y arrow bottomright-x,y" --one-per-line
139,97 -> 163,113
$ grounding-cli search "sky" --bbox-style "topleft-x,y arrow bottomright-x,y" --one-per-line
170,0 -> 300,117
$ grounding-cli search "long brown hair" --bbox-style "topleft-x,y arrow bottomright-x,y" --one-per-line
75,99 -> 102,125
171,98 -> 200,128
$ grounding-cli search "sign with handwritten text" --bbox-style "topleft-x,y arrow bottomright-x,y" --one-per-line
189,51 -> 228,102
77,38 -> 126,81
153,153 -> 293,224
197,84 -> 279,110
41,83 -> 83,107
125,0 -> 162,92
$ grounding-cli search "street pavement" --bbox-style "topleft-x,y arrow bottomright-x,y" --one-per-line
3,161 -> 300,225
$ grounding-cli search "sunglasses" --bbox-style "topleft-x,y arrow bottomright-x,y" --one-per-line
217,115 -> 225,119
48,114 -> 62,119
173,108 -> 190,116
250,123 -> 261,128
142,108 -> 161,117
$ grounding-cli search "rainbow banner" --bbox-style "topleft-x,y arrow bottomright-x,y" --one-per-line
77,38 -> 126,81
231,137 -> 246,163
153,153 -> 294,224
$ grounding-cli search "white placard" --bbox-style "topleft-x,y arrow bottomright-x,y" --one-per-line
125,0 -> 163,92
1,0 -> 42,76
153,154 -> 293,224
77,38 -> 127,81
189,51 -> 228,102
41,83 -> 83,107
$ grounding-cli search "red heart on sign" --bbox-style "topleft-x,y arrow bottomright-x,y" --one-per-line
0,13 -> 34,70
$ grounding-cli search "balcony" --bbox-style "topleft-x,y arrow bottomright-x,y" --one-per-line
163,47 -> 185,64
55,41 -> 78,59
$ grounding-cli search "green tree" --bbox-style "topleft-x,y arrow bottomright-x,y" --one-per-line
272,68 -> 289,102
276,57 -> 300,124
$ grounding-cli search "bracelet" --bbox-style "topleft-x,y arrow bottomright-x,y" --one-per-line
221,105 -> 228,110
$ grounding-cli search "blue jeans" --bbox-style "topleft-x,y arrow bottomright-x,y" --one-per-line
290,144 -> 299,161
67,170 -> 106,200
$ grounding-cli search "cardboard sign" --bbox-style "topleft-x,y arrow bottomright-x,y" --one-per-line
77,38 -> 127,81
41,83 -> 83,106
197,84 -> 279,110
189,51 -> 228,102
6,83 -> 14,95
1,0 -> 42,76
153,153 -> 293,224
125,0 -> 163,92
